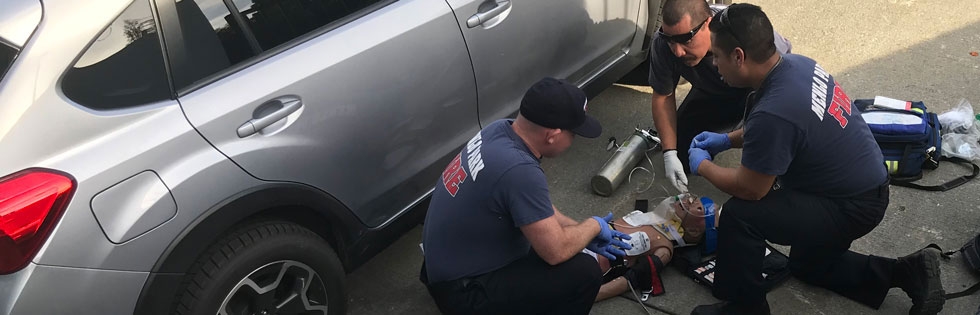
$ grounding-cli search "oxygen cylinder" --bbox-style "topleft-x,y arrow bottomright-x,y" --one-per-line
591,130 -> 660,196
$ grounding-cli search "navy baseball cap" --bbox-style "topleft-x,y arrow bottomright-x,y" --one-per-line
519,77 -> 602,138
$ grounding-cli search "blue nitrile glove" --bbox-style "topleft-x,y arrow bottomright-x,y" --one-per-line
691,131 -> 731,156
587,213 -> 632,260
688,147 -> 712,176
587,239 -> 629,260
593,213 -> 632,244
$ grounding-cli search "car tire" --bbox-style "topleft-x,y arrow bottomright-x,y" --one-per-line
174,220 -> 346,315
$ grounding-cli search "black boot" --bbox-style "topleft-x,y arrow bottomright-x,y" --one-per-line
895,247 -> 944,315
690,299 -> 770,315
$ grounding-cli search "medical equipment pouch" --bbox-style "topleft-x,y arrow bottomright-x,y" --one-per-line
855,99 -> 978,191
855,99 -> 938,180
685,244 -> 791,292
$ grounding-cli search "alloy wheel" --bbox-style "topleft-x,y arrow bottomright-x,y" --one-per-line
218,260 -> 329,315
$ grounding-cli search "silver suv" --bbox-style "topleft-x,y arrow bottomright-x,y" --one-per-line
0,0 -> 658,313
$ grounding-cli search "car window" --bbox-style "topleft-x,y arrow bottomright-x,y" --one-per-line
172,0 -> 257,90
62,0 -> 171,110
0,42 -> 15,83
171,0 -> 384,92
230,0 -> 365,50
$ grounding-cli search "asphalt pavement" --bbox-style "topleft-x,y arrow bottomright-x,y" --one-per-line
347,0 -> 980,314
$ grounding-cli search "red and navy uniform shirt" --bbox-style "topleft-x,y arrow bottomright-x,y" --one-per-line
422,119 -> 555,283
741,54 -> 887,198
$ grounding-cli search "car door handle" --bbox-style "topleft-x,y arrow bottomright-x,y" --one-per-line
237,99 -> 302,138
466,0 -> 512,28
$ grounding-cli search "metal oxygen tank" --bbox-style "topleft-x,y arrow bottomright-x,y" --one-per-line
591,128 -> 661,196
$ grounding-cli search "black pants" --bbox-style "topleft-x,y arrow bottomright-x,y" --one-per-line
676,88 -> 749,172
421,252 -> 602,315
712,183 -> 897,308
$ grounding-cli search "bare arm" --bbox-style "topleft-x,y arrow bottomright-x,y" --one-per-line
698,162 -> 776,201
728,128 -> 745,148
521,216 -> 600,265
552,205 -> 579,227
651,91 -> 679,150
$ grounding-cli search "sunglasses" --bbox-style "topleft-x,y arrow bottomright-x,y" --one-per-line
658,18 -> 709,44
717,8 -> 744,47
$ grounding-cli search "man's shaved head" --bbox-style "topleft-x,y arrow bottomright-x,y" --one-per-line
663,0 -> 712,27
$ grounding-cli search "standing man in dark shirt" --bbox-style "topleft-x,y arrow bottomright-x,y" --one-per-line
687,4 -> 943,315
650,0 -> 791,193
420,78 -> 633,315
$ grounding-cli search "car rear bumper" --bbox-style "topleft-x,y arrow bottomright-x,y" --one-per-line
0,263 -> 147,314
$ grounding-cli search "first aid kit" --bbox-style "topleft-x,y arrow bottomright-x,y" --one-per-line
855,97 -> 978,191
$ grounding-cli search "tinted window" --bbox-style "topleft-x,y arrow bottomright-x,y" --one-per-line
0,43 -> 15,82
231,0 -> 371,50
171,0 -> 381,90
62,0 -> 171,109
173,0 -> 257,90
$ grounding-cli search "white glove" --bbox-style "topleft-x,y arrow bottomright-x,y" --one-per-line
663,150 -> 689,193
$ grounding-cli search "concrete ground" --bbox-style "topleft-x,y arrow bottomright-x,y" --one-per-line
346,0 -> 980,314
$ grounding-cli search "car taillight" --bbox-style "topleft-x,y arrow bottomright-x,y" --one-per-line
0,169 -> 75,274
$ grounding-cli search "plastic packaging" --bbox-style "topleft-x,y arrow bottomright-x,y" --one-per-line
942,133 -> 980,160
939,99 -> 980,160
938,99 -> 977,134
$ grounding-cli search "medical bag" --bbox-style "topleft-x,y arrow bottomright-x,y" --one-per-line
855,99 -> 978,191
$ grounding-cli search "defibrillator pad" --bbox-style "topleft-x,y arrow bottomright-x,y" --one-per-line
624,231 -> 652,256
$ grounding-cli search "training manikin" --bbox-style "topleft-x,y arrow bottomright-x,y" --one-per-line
591,193 -> 719,302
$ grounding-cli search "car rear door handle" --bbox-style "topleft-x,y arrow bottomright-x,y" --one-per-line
237,99 -> 302,138
466,0 -> 512,28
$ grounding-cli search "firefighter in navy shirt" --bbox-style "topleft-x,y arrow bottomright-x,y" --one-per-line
687,4 -> 944,315
649,0 -> 791,194
420,78 -> 635,315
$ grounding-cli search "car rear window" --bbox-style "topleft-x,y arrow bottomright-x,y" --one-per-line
0,42 -> 16,82
62,0 -> 171,110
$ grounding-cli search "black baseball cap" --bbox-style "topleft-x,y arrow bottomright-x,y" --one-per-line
519,77 -> 602,138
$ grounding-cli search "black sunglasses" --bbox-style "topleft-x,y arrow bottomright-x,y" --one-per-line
658,18 -> 709,44
717,8 -> 744,47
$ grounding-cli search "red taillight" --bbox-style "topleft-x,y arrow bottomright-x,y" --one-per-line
0,169 -> 75,274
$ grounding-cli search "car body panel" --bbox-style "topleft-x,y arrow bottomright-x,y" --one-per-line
91,170 -> 178,244
0,0 -> 262,272
175,0 -> 480,227
0,0 -> 654,312
1,264 -> 147,314
445,0 -> 642,127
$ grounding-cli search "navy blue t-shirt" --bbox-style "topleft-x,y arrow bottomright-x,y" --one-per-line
422,119 -> 555,283
649,5 -> 792,98
741,54 -> 887,198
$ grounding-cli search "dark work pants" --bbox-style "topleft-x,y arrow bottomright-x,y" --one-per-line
712,183 -> 897,309
421,252 -> 602,315
676,88 -> 749,172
